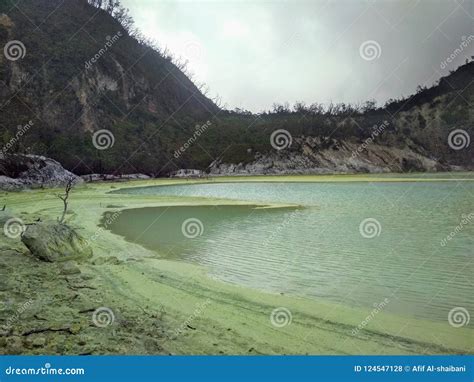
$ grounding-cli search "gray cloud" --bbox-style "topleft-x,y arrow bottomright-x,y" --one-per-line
121,0 -> 474,112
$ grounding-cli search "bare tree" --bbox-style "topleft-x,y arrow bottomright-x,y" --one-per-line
57,177 -> 75,224
212,94 -> 223,108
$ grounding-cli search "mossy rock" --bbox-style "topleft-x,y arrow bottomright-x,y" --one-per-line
21,222 -> 93,262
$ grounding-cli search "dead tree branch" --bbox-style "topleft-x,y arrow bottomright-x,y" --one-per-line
57,177 -> 75,223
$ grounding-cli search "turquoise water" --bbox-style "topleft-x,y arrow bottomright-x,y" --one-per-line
109,181 -> 473,323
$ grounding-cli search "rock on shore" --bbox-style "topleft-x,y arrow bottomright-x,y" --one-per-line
21,222 -> 93,262
0,154 -> 82,191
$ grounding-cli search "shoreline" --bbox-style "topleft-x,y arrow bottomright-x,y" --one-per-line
1,174 -> 473,354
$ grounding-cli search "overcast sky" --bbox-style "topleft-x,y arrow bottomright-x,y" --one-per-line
121,0 -> 474,112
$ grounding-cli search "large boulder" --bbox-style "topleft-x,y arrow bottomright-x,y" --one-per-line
0,154 -> 82,191
21,222 -> 92,262
0,176 -> 24,191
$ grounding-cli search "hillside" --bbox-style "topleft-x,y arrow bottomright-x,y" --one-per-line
0,0 -> 218,175
209,62 -> 474,175
0,0 -> 472,176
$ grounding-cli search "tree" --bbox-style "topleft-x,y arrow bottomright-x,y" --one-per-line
271,102 -> 290,114
293,101 -> 307,113
362,100 -> 377,113
57,177 -> 75,223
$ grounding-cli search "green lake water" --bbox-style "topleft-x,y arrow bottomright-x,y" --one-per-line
108,180 -> 473,324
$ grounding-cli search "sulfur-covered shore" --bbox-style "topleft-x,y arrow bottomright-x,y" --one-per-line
0,175 -> 473,355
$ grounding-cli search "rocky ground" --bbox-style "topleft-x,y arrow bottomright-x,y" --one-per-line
209,137 -> 457,176
0,205 -> 168,355
0,154 -> 152,191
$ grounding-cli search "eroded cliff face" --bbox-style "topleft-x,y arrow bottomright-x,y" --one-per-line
209,70 -> 473,176
209,137 -> 450,176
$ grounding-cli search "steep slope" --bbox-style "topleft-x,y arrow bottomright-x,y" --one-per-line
0,0 -> 217,175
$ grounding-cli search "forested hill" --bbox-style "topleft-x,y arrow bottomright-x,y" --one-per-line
0,0 -> 218,175
0,0 -> 472,176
